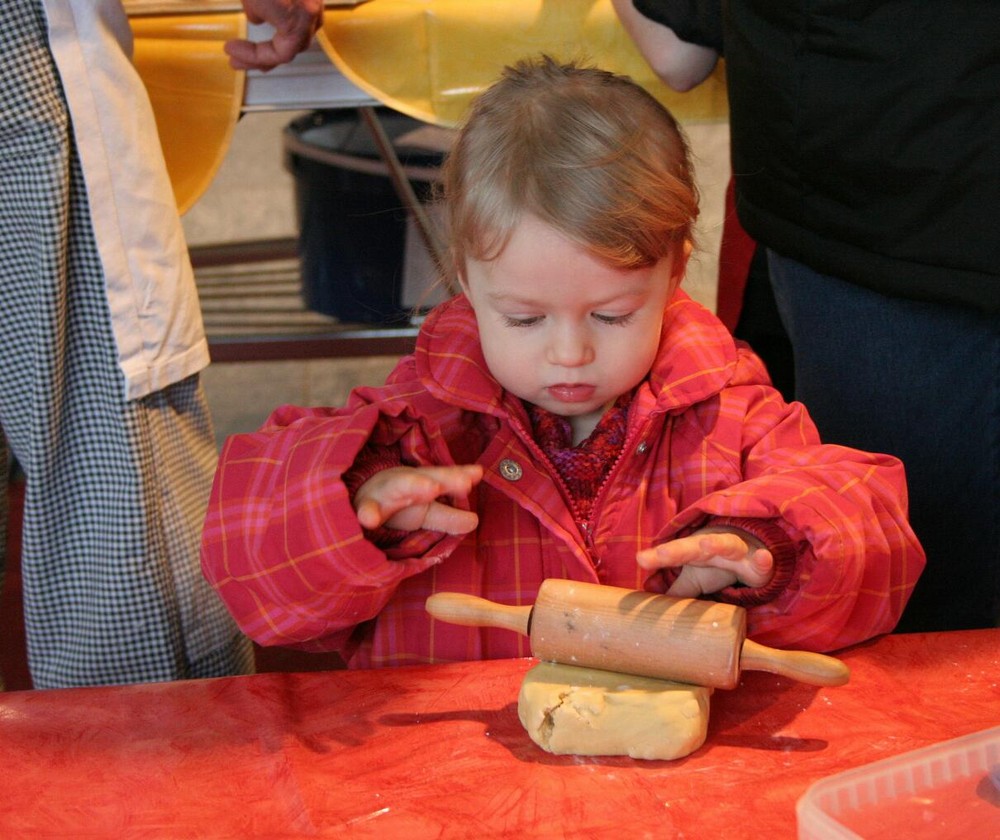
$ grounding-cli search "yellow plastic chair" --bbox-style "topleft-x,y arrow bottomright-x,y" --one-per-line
318,0 -> 728,128
316,0 -> 728,270
130,11 -> 245,214
129,1 -> 727,213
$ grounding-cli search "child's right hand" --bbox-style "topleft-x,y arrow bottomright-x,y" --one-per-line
353,464 -> 484,535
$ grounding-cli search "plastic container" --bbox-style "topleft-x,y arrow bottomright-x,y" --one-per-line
797,725 -> 1000,839
284,108 -> 446,325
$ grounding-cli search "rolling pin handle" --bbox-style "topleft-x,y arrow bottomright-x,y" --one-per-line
740,639 -> 850,687
425,592 -> 533,637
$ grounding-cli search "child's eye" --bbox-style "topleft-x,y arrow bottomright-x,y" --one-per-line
502,315 -> 543,328
593,312 -> 636,326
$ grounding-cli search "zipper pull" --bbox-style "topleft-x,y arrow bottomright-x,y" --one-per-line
580,522 -> 602,568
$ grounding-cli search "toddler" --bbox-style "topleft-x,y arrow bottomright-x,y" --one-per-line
201,57 -> 925,666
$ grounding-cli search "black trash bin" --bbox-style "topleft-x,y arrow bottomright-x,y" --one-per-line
284,108 -> 445,325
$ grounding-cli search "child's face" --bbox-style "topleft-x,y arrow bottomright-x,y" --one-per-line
461,215 -> 684,441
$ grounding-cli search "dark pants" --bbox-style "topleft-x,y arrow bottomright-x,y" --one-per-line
768,250 -> 999,632
734,245 -> 795,402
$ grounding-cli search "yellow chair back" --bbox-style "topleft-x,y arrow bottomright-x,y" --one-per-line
319,0 -> 728,128
129,2 -> 727,211
130,12 -> 245,214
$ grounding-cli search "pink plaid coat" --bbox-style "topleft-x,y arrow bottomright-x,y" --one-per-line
201,292 -> 924,664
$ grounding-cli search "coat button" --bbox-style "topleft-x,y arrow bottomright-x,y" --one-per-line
499,459 -> 523,481
636,441 -> 649,455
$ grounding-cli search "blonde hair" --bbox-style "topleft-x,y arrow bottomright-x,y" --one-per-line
440,55 -> 699,277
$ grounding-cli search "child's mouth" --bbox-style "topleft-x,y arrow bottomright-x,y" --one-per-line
547,384 -> 597,403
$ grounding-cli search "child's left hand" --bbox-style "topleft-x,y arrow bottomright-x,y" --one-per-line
636,527 -> 774,598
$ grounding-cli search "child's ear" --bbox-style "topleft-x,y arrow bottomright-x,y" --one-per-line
670,240 -> 694,285
670,239 -> 694,292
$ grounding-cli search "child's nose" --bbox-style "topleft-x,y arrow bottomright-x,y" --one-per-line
547,324 -> 594,367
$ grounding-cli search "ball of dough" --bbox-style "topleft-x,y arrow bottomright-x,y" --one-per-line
517,661 -> 711,760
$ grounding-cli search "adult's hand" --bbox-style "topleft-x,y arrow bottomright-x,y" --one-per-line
226,0 -> 324,71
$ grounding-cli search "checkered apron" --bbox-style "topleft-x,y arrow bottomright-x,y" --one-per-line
0,433 -> 7,691
0,0 -> 253,688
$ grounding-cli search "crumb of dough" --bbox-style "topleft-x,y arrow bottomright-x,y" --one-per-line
518,661 -> 711,760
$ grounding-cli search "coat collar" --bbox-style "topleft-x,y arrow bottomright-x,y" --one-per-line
414,291 -> 741,418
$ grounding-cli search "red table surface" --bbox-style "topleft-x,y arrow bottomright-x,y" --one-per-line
1,629 -> 997,838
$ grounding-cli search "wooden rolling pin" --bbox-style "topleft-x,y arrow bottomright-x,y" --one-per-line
426,579 -> 850,690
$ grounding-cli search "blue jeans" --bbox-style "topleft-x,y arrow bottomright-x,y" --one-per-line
768,251 -> 999,632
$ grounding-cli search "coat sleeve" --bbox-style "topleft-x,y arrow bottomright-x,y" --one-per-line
200,383 -> 466,653
653,356 -> 926,653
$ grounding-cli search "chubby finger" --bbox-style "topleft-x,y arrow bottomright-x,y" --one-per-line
665,577 -> 700,599
638,532 -> 754,569
415,464 -> 484,495
740,548 -> 775,588
638,535 -> 774,590
665,566 -> 738,599
421,502 -> 480,535
381,466 -> 482,516
355,496 -> 387,531
695,532 -> 759,562
636,534 -> 709,570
